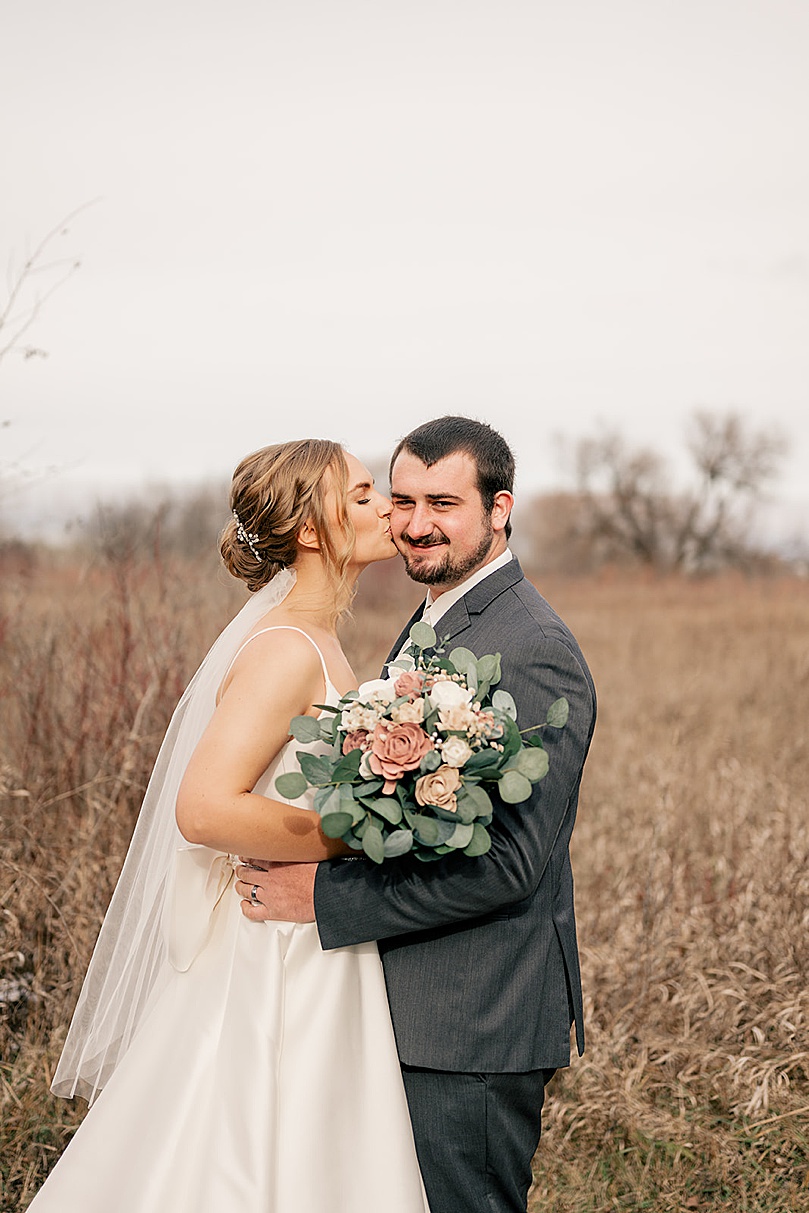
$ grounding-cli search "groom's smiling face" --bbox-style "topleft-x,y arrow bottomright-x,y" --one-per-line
389,450 -> 510,592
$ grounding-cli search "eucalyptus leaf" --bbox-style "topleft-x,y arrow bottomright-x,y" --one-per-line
500,716 -> 523,761
419,749 -> 443,774
463,822 -> 492,857
368,796 -> 403,826
520,746 -> 550,781
491,689 -> 517,720
458,782 -> 493,818
445,821 -> 475,849
297,752 -> 333,785
320,811 -> 354,838
448,645 -> 477,669
314,784 -> 342,814
409,621 -> 437,650
331,749 -> 362,782
546,696 -> 570,728
477,768 -> 506,784
355,781 -> 385,802
452,795 -> 478,825
362,824 -> 385,864
498,769 -> 534,804
274,771 -> 308,800
290,715 -> 323,744
429,803 -> 465,823
344,796 -> 365,826
421,816 -> 456,846
463,748 -> 502,772
410,814 -> 440,845
448,646 -> 478,677
383,829 -> 414,858
476,653 -> 501,686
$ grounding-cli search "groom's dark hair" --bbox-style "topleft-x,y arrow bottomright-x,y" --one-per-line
390,415 -> 515,538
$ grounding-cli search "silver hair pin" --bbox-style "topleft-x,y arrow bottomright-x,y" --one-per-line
232,509 -> 262,561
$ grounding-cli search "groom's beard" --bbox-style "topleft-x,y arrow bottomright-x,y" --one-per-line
396,521 -> 494,586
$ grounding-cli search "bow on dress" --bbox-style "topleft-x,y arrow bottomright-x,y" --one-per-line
165,846 -> 237,972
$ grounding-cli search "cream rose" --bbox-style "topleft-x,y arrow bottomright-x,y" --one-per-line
414,765 -> 463,812
440,736 -> 474,768
391,699 -> 425,725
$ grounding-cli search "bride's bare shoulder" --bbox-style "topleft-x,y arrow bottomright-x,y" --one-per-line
218,622 -> 325,709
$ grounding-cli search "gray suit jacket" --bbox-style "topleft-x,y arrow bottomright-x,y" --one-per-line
314,557 -> 596,1072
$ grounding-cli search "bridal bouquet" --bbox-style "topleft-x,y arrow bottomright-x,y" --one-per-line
275,622 -> 569,864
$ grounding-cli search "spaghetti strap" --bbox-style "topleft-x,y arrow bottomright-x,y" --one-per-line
221,625 -> 333,691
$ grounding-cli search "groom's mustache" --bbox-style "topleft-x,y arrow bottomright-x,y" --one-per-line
400,532 -> 448,549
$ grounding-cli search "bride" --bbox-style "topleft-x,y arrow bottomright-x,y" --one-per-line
29,439 -> 430,1212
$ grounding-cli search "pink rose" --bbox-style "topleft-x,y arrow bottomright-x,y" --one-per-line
369,721 -> 434,794
342,729 -> 370,754
394,670 -> 426,700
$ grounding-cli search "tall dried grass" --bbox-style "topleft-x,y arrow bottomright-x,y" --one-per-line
529,572 -> 809,1211
1,553 -> 807,1211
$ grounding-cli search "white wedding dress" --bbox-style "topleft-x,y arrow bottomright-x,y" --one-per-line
29,630 -> 429,1213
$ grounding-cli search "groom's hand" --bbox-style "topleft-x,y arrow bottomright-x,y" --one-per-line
235,861 -> 317,923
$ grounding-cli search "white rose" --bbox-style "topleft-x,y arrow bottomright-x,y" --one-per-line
428,679 -> 474,710
359,751 -> 376,780
358,678 -> 397,702
440,736 -> 474,767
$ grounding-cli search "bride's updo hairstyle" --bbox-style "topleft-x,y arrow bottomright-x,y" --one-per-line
220,439 -> 354,602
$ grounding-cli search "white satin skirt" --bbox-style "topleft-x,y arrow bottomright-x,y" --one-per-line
29,870 -> 429,1212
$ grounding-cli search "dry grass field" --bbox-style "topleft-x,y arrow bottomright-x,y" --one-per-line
1,550 -> 808,1211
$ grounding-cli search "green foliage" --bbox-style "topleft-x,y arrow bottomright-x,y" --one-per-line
276,620 -> 567,864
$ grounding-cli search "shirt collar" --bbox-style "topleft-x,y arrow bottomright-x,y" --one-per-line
423,548 -> 513,627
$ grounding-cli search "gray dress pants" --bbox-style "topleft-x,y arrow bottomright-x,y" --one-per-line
400,1065 -> 556,1213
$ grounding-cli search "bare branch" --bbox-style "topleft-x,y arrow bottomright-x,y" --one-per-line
0,201 -> 98,365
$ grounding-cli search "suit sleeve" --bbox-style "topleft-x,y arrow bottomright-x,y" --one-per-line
314,624 -> 596,949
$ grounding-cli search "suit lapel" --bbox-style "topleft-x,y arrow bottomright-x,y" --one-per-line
383,557 -> 525,667
383,601 -> 428,667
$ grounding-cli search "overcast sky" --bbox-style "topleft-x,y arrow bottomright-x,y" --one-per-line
2,0 -> 807,538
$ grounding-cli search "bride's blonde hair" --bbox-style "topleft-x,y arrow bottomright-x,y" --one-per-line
220,440 -> 355,611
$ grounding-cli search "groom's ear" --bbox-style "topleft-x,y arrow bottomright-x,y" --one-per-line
296,518 -> 321,552
491,490 -> 514,535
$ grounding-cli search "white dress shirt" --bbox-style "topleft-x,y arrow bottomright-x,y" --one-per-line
422,547 -> 514,629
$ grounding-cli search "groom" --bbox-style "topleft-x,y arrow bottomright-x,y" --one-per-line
238,416 -> 596,1213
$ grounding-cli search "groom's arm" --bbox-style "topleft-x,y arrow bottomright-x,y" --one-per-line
314,629 -> 596,949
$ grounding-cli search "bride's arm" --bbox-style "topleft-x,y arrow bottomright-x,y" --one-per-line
176,629 -> 352,861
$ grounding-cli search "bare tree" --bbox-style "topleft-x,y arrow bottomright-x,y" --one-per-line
0,204 -> 94,366
1,205 -> 96,518
567,409 -> 786,572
